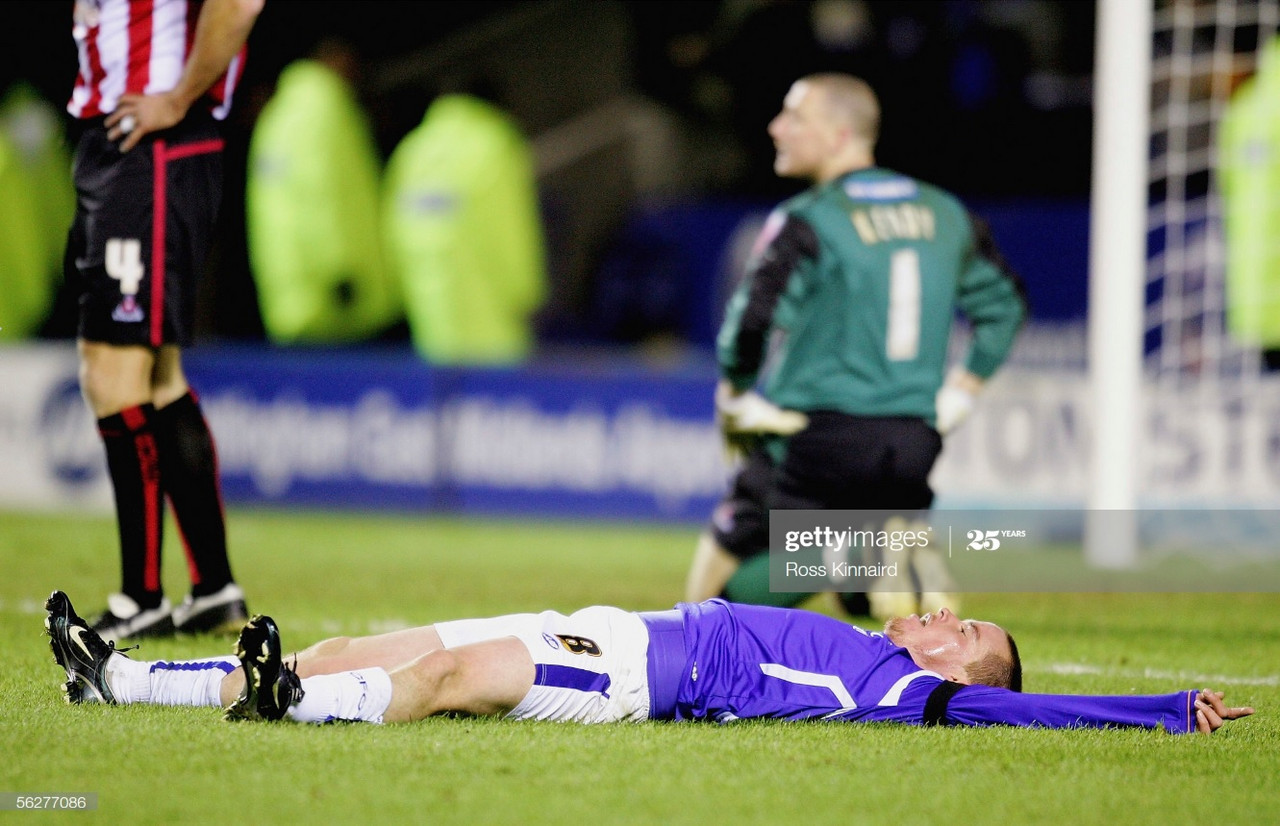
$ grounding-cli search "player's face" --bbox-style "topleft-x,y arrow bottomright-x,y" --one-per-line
768,81 -> 841,181
884,607 -> 1010,681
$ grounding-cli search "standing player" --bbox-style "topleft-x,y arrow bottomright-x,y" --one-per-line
686,74 -> 1027,619
64,0 -> 263,640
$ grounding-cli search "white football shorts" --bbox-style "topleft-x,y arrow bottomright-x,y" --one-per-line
434,606 -> 652,723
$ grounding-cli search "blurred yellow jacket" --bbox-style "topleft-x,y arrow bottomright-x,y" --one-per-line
1219,36 -> 1280,348
1,84 -> 75,281
383,94 -> 547,364
247,59 -> 402,342
0,127 -> 49,340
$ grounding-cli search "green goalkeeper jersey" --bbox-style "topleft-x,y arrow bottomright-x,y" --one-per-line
717,167 -> 1026,425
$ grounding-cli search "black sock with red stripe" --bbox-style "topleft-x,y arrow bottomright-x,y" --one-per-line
98,404 -> 165,610
154,391 -> 233,597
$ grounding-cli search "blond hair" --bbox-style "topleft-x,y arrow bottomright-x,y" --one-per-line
803,73 -> 880,147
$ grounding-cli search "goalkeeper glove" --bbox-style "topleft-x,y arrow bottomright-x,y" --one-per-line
934,368 -> 985,435
715,381 -> 808,460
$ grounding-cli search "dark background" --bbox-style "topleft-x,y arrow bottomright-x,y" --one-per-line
2,0 -> 1096,345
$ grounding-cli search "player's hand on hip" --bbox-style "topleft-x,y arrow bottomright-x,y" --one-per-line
107,92 -> 188,153
1193,688 -> 1254,734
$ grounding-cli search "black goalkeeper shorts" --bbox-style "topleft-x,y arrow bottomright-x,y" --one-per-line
709,411 -> 943,561
66,116 -> 224,348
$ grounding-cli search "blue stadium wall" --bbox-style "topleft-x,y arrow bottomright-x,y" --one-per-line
186,347 -> 724,522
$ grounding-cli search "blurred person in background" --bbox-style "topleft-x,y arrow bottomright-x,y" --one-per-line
686,73 -> 1026,620
0,82 -> 75,339
62,0 -> 262,641
246,36 -> 403,344
382,79 -> 547,365
1218,34 -> 1280,371
0,117 -> 51,340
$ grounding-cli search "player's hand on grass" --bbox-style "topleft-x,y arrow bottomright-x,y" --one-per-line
1193,688 -> 1254,734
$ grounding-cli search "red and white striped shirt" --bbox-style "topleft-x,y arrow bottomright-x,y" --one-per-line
68,0 -> 247,121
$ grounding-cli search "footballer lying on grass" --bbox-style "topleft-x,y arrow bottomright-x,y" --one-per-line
45,591 -> 1252,735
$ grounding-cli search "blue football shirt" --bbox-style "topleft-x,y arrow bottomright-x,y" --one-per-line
668,600 -> 1197,734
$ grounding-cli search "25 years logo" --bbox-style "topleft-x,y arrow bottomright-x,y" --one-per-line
964,529 -> 1028,551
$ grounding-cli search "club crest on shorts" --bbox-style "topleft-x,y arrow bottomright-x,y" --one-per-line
112,295 -> 143,323
106,238 -> 145,323
712,501 -> 736,534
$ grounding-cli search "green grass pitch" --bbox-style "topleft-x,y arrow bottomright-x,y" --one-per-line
1,508 -> 1277,825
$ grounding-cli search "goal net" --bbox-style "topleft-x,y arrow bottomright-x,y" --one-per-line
1147,0 -> 1279,386
1087,0 -> 1280,566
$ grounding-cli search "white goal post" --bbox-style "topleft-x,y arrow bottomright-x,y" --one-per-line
1086,0 -> 1152,567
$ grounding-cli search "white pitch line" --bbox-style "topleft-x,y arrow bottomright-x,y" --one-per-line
1041,662 -> 1279,687
0,599 -> 413,639
0,598 -> 45,615
301,618 -> 413,636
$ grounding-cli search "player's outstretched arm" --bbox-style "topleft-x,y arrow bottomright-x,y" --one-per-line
938,684 -> 1250,734
1193,688 -> 1254,735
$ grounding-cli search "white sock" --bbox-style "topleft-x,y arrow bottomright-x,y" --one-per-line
106,655 -> 238,707
286,668 -> 392,724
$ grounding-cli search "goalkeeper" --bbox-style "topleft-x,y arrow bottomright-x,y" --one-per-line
687,73 -> 1027,619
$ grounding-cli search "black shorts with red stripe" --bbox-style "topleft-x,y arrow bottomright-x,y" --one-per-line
66,115 -> 224,348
